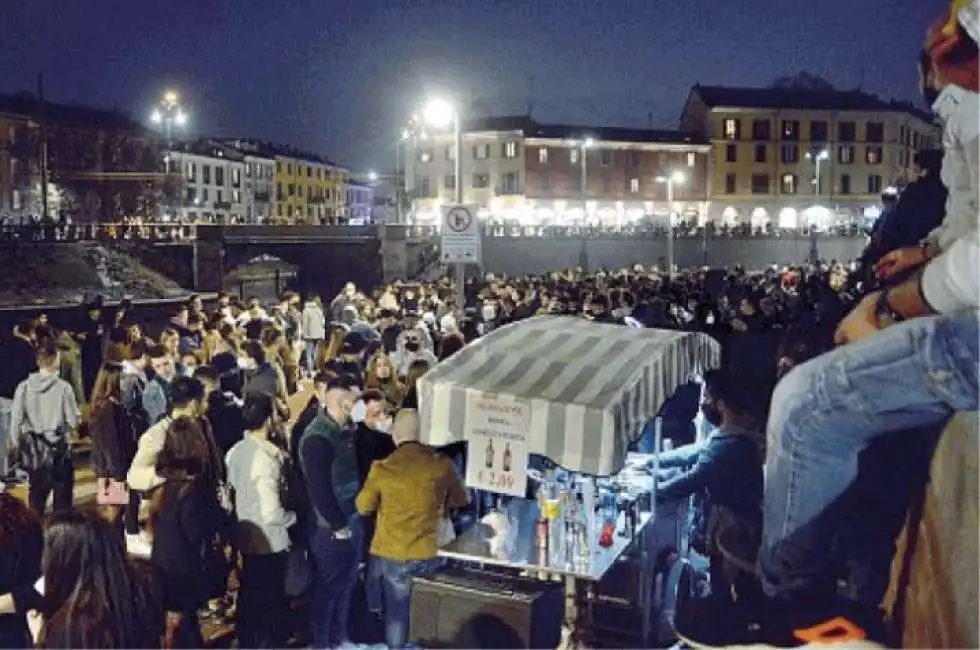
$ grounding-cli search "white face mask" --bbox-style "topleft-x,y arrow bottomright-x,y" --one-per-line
350,399 -> 367,423
482,305 -> 496,321
372,416 -> 392,434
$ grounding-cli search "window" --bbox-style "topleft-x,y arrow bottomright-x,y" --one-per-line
444,145 -> 455,161
839,174 -> 852,195
723,118 -> 740,140
287,164 -> 293,175
276,161 -> 282,174
297,185 -> 303,198
444,174 -> 456,190
866,122 -> 884,143
687,152 -> 696,167
416,176 -> 432,197
780,173 -> 798,194
473,144 -> 490,160
201,188 -> 209,202
232,190 -> 241,203
627,151 -> 640,167
780,144 -> 799,164
306,166 -> 312,178
185,187 -> 196,203
202,165 -> 211,184
418,149 -> 432,163
216,190 -> 223,204
276,182 -> 282,200
838,145 -> 854,164
725,144 -> 738,163
865,145 -> 883,165
754,144 -> 767,163
570,148 -> 579,164
751,119 -> 771,141
781,120 -> 800,141
538,147 -> 548,164
472,173 -> 490,189
278,203 -> 283,217
215,167 -> 226,186
838,122 -> 856,143
232,168 -> 241,186
809,120 -> 828,143
245,163 -> 252,178
185,162 -> 196,182
868,173 -> 883,194
500,172 -> 520,195
503,141 -> 518,159
725,173 -> 737,194
600,149 -> 613,166
750,174 -> 770,194
629,178 -> 640,193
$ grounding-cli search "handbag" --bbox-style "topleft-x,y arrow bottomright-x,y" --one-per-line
96,478 -> 130,506
17,431 -> 69,473
284,543 -> 314,597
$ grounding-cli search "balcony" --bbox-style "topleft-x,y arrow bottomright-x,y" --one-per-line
215,201 -> 233,210
254,191 -> 271,202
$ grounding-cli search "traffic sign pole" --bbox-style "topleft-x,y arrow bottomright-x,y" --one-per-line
453,114 -> 465,318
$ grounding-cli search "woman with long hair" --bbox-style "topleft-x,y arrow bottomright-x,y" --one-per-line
364,351 -> 406,407
0,492 -> 43,648
400,358 -> 432,410
37,508 -> 162,648
149,417 -> 231,648
316,325 -> 347,372
88,361 -> 141,538
210,322 -> 245,396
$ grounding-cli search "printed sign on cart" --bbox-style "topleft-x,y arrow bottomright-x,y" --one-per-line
440,203 -> 482,264
463,391 -> 530,497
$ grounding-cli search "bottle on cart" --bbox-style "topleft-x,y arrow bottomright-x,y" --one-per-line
502,442 -> 512,471
485,439 -> 495,469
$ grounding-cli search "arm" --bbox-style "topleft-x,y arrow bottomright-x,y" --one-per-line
443,458 -> 470,509
355,464 -> 381,515
61,382 -> 80,431
255,455 -> 297,529
299,434 -> 347,530
9,382 -> 25,444
914,228 -> 980,314
127,425 -> 166,491
657,444 -> 720,503
657,441 -> 703,469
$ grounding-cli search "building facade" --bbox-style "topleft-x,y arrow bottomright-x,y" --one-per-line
404,117 -> 711,226
680,85 -> 941,229
0,94 -> 162,222
216,139 -> 275,223
166,140 -> 247,222
344,179 -> 374,223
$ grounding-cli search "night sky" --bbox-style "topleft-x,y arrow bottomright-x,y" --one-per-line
1,0 -> 945,172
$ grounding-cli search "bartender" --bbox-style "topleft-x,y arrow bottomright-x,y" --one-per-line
655,368 -> 763,603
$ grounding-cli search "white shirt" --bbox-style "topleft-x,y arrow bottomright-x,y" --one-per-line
921,226 -> 980,312
225,434 -> 296,554
927,86 -> 980,252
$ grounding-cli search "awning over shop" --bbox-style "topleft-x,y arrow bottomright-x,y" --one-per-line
418,316 -> 721,475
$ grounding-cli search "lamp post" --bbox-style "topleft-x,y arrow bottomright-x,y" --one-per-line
804,149 -> 829,263
656,171 -> 686,278
395,129 -> 410,224
151,90 -> 188,220
421,98 -> 465,313
578,138 -> 594,270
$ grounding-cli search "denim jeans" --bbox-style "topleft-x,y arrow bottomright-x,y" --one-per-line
758,311 -> 979,600
304,339 -> 320,373
0,397 -> 11,477
308,517 -> 363,649
374,555 -> 443,649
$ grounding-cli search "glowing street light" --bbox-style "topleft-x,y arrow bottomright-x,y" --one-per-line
656,171 -> 687,277
150,89 -> 188,145
805,149 -> 830,196
367,171 -> 379,182
422,98 -> 456,130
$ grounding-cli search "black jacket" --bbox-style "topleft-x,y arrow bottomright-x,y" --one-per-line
206,392 -> 246,459
354,423 -> 396,485
0,337 -> 35,399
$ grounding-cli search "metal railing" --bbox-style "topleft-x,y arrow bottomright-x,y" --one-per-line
0,222 -> 197,243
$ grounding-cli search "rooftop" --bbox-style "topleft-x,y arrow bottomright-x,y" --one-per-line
460,116 -> 708,145
689,85 -> 936,122
166,139 -> 246,162
0,92 -> 151,133
218,137 -> 345,169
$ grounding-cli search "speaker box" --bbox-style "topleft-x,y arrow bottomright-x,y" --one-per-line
409,565 -> 563,649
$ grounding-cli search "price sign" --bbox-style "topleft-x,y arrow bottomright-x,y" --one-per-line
463,391 -> 530,497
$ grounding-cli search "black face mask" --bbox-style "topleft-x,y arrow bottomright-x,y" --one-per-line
702,402 -> 723,427
405,341 -> 420,352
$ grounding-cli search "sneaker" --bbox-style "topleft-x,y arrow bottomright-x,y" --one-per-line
126,533 -> 152,558
674,593 -> 890,648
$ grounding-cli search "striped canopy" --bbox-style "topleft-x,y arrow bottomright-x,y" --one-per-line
418,316 -> 721,475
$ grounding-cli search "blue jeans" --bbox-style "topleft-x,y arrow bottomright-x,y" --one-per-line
304,340 -> 320,373
374,556 -> 443,649
308,518 -> 363,648
758,311 -> 979,600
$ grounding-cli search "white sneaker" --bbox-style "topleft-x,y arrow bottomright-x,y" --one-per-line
126,533 -> 152,557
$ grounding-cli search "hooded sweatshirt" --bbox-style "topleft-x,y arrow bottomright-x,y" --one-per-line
9,370 -> 80,446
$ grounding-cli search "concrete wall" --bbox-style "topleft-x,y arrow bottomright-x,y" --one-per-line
479,235 -> 867,275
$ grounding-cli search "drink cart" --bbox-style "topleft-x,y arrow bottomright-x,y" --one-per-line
414,316 -> 720,648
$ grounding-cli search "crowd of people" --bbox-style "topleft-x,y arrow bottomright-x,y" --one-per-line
0,2 -> 975,648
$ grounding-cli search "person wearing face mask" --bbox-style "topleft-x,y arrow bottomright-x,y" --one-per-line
326,341 -> 365,386
352,390 -> 395,486
390,330 -> 438,378
142,344 -> 179,426
875,3 -> 978,281
297,374 -> 363,650
655,370 -> 762,607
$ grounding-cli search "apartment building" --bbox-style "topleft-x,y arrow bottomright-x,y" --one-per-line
166,140 -> 247,222
404,116 -> 711,225
680,85 -> 941,229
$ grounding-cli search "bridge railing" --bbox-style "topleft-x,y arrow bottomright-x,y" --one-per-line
0,222 -> 197,243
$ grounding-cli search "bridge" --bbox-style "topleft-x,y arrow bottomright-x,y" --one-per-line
0,222 -> 867,297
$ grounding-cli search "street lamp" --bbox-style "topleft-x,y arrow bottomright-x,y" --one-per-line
656,170 -> 686,277
805,149 -> 830,196
575,137 -> 595,270
367,171 -> 379,183
151,89 -> 188,220
420,97 -> 464,311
